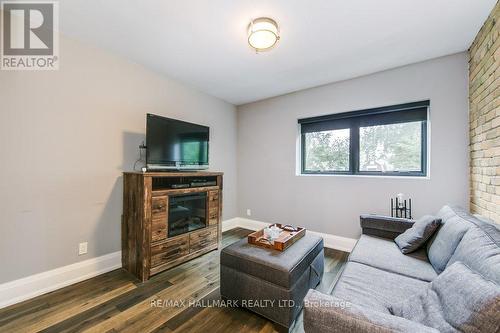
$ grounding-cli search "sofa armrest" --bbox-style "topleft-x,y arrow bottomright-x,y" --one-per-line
360,214 -> 415,239
303,290 -> 438,333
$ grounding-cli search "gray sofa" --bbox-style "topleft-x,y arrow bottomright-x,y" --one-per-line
303,205 -> 500,332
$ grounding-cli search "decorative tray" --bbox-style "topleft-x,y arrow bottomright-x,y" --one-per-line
247,224 -> 306,251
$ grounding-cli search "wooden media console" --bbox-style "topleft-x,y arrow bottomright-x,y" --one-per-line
122,171 -> 223,281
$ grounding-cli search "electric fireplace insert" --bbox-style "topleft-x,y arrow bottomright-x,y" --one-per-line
168,192 -> 207,237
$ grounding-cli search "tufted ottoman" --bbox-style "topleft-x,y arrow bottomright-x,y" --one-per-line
220,233 -> 324,331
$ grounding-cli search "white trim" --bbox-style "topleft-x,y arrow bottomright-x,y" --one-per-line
0,251 -> 121,309
308,230 -> 358,253
0,218 -> 358,310
221,217 -> 241,232
222,217 -> 357,253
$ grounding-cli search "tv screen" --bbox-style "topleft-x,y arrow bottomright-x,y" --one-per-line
146,114 -> 209,170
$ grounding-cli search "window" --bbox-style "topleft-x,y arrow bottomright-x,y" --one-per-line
299,101 -> 428,176
304,128 -> 350,172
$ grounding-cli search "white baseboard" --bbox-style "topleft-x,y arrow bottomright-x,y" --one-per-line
223,217 -> 268,232
0,251 -> 121,309
0,218 -> 266,309
223,217 -> 357,253
221,217 -> 242,232
308,230 -> 358,253
0,218 -> 357,310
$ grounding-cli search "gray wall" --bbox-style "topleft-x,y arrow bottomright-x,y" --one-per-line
0,35 -> 237,283
237,53 -> 469,239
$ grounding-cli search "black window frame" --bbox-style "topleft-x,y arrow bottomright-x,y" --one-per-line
299,101 -> 429,177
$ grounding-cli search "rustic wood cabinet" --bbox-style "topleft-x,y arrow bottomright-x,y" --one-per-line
122,171 -> 223,281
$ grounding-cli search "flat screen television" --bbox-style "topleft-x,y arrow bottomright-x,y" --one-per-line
146,114 -> 209,170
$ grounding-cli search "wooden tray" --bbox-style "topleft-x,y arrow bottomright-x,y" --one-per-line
247,224 -> 306,251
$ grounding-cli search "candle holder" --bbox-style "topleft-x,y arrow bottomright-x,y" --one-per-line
391,197 -> 412,219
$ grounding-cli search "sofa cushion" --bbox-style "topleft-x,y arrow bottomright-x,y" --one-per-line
426,206 -> 474,273
220,233 -> 323,289
394,215 -> 441,254
304,289 -> 439,333
349,235 -> 437,282
447,223 -> 500,284
332,262 -> 429,314
389,262 -> 500,333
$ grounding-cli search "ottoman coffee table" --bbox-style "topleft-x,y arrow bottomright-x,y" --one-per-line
220,232 -> 324,331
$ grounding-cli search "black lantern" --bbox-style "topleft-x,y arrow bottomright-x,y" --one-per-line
391,193 -> 412,219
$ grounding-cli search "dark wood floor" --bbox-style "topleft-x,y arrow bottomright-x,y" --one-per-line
0,228 -> 348,333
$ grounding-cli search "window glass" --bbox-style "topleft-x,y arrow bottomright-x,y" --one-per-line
304,129 -> 350,172
299,101 -> 428,176
359,121 -> 422,172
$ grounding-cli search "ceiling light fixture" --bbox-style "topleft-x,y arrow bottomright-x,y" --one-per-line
247,17 -> 280,52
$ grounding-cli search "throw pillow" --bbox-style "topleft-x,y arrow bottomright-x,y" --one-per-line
394,215 -> 441,254
426,206 -> 472,273
389,262 -> 500,333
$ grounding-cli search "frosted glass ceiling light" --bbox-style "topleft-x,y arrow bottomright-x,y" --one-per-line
248,17 -> 280,52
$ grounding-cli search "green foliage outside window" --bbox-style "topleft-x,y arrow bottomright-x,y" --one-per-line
304,121 -> 422,173
304,129 -> 350,172
359,122 -> 421,172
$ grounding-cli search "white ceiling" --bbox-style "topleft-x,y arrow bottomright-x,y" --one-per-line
58,0 -> 496,105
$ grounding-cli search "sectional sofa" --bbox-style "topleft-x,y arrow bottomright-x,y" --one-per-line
303,205 -> 500,332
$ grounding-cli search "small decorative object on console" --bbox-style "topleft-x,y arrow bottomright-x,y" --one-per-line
391,193 -> 412,218
248,223 -> 306,251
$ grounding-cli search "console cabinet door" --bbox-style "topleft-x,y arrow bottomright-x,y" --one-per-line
208,190 -> 219,202
151,196 -> 167,242
208,190 -> 219,225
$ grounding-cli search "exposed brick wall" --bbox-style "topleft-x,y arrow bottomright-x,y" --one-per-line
469,1 -> 500,223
